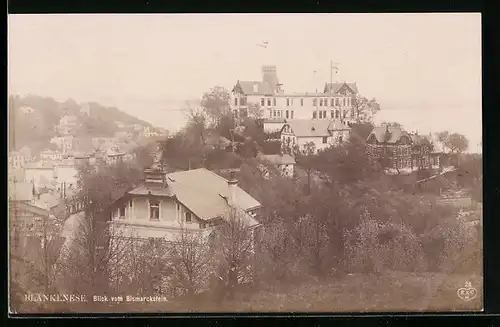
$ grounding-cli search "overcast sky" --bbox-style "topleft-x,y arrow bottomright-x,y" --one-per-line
8,14 -> 482,152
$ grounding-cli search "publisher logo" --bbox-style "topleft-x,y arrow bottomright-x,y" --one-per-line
457,282 -> 477,302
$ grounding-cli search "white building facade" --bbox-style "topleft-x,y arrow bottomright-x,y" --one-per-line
230,65 -> 359,124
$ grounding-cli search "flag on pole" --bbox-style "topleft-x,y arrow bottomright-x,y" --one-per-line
331,62 -> 340,74
256,40 -> 269,48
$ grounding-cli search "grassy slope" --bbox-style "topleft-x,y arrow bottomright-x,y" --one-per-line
76,272 -> 482,313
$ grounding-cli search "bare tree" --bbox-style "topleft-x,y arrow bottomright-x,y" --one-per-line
56,163 -> 141,299
247,103 -> 263,119
212,208 -> 255,301
201,86 -> 231,127
294,141 -> 317,195
352,95 -> 381,123
167,228 -> 212,298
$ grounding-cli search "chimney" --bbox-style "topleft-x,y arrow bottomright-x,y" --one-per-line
227,171 -> 238,207
262,65 -> 279,92
144,168 -> 168,188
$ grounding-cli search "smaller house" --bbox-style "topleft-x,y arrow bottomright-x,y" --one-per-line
24,161 -> 56,190
280,119 -> 351,154
258,154 -> 296,178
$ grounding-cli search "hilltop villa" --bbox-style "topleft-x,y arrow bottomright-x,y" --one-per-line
230,65 -> 359,130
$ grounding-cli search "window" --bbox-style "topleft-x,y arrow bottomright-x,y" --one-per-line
323,110 -> 327,119
335,98 -> 339,106
185,211 -> 192,223
313,111 -> 317,119
119,206 -> 125,218
323,137 -> 328,144
331,98 -> 334,106
313,98 -> 317,106
199,222 -> 206,229
351,108 -> 355,118
286,98 -> 290,106
267,98 -> 271,106
234,98 -> 238,106
343,98 -> 346,106
273,98 -> 276,106
331,110 -> 334,119
324,98 -> 328,106
301,98 -> 304,106
241,97 -> 247,105
261,98 -> 265,106
339,135 -> 343,143
335,110 -> 340,118
273,110 -> 277,117
319,111 -> 322,119
291,110 -> 294,119
319,99 -> 323,106
149,200 -> 160,220
286,110 -> 289,119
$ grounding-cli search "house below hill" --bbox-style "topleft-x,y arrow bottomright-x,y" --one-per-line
280,119 -> 351,154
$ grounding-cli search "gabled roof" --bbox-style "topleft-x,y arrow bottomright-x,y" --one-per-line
167,168 -> 261,220
282,119 -> 351,138
324,82 -> 359,94
8,182 -> 34,202
258,154 -> 296,165
367,126 -> 410,144
232,80 -> 275,95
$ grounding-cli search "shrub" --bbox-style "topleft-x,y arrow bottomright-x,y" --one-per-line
344,216 -> 427,273
419,218 -> 481,274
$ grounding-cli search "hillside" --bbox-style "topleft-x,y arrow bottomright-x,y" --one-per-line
8,94 -> 157,154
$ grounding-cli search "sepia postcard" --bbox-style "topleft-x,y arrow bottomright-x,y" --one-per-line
7,13 -> 482,314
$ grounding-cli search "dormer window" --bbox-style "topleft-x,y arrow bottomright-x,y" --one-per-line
311,127 -> 316,131
185,211 -> 192,223
253,84 -> 259,93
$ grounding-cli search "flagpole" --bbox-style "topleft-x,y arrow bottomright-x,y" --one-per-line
330,60 -> 333,95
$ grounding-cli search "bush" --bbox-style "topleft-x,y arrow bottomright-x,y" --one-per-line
419,218 -> 481,274
344,216 -> 427,273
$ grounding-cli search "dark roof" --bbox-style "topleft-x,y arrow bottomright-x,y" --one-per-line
324,82 -> 359,94
282,119 -> 351,138
233,80 -> 275,95
367,126 -> 409,144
